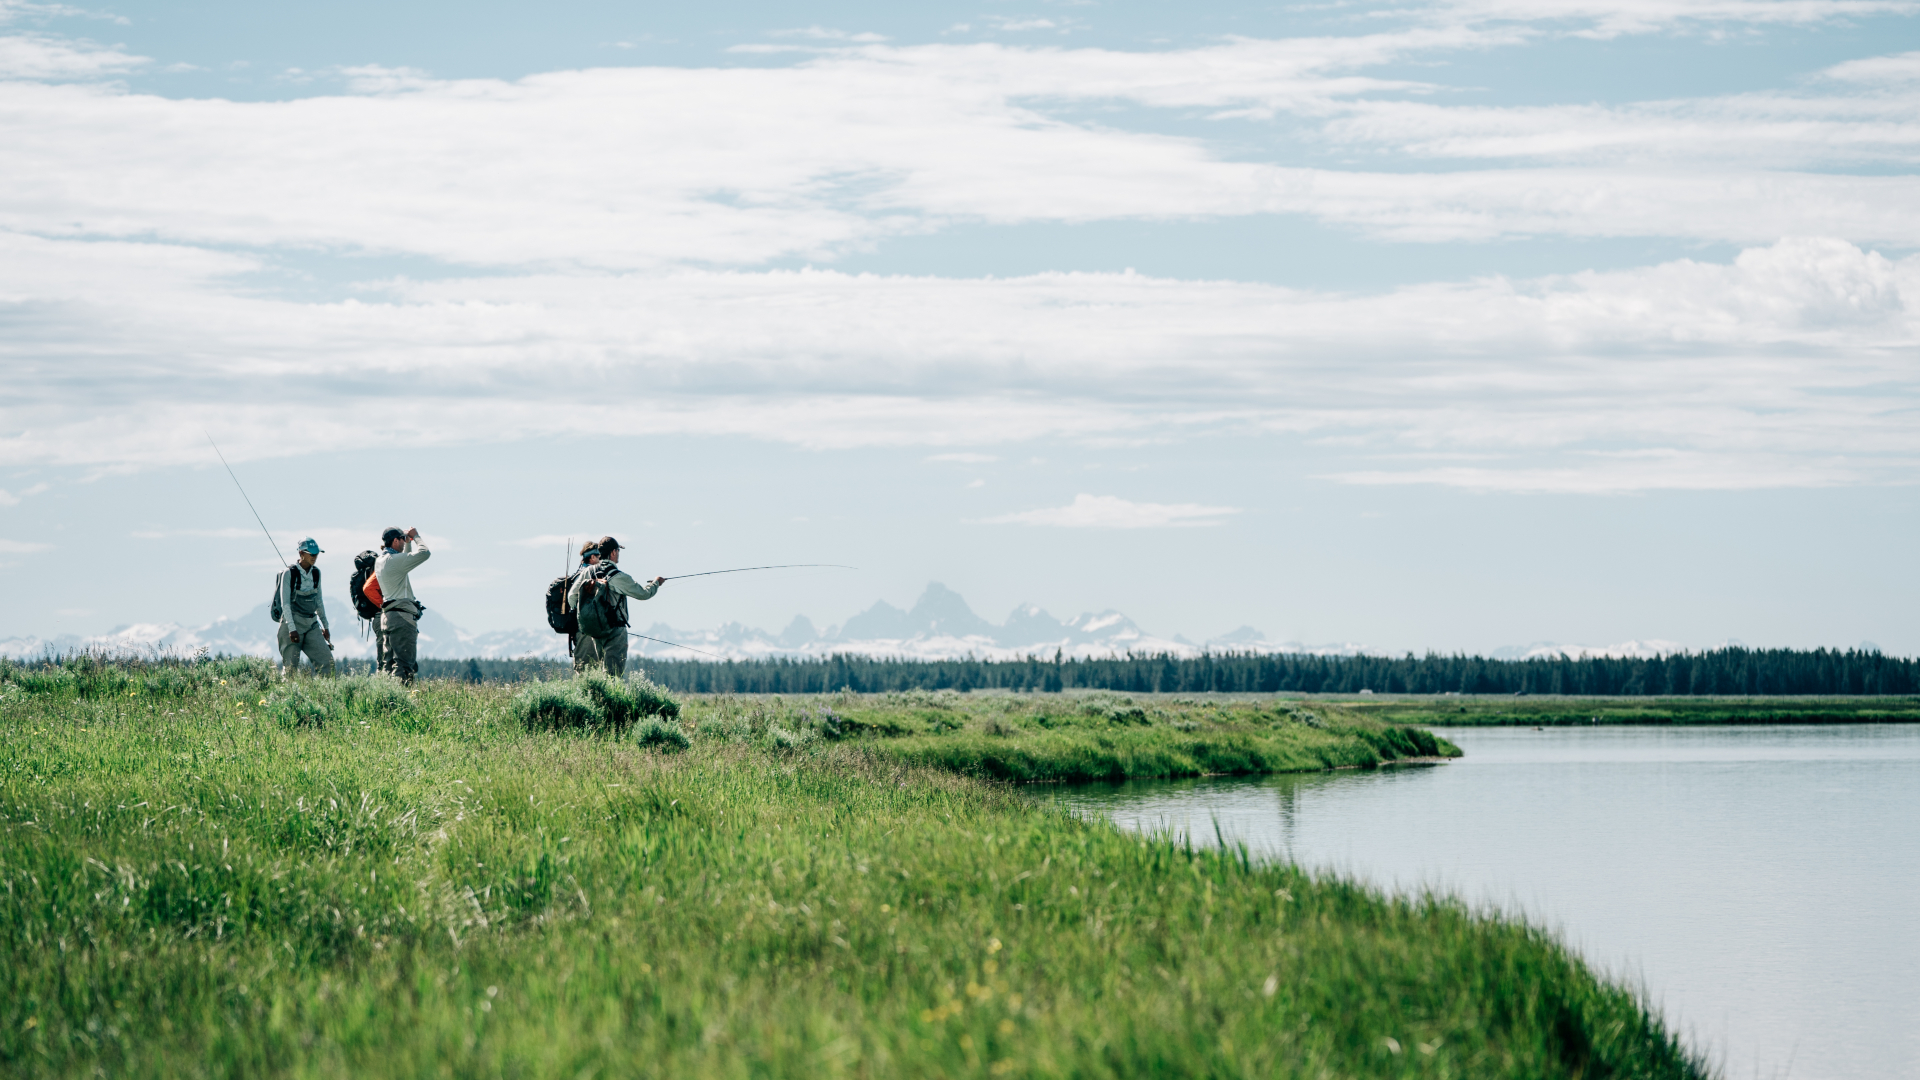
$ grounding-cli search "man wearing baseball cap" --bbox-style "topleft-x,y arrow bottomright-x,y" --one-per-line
374,526 -> 430,684
277,537 -> 336,677
565,535 -> 663,677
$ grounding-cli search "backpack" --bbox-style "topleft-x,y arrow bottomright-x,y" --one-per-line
545,574 -> 578,636
347,551 -> 382,622
269,564 -> 320,623
574,564 -> 627,637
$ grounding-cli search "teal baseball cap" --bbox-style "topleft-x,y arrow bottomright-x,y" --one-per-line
297,537 -> 324,555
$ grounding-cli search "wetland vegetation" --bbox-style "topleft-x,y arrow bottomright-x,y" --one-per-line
0,655 -> 1707,1078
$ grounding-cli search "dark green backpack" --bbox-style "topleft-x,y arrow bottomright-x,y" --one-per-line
575,564 -> 625,637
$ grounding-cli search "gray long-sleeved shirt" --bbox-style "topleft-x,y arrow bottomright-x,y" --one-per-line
374,539 -> 431,608
277,564 -> 329,633
567,564 -> 660,625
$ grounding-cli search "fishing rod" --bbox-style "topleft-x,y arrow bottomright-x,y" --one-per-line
662,563 -> 857,582
205,432 -> 288,567
631,633 -> 723,658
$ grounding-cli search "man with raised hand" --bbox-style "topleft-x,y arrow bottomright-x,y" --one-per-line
566,535 -> 663,677
277,537 -> 336,677
374,526 -> 430,685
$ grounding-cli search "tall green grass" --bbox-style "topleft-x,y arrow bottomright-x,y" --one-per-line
0,661 -> 1703,1079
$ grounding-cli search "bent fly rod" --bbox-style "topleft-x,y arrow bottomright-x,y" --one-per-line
639,565 -> 857,655
206,432 -> 288,567
631,633 -> 723,658
662,563 -> 856,582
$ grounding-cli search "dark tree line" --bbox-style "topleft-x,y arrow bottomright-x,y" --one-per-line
627,647 -> 1915,696
342,648 -> 1915,695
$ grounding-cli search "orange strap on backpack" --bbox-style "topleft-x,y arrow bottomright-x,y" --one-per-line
362,574 -> 384,609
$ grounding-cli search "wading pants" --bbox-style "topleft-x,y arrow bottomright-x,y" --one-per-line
577,628 -> 627,678
572,632 -> 600,674
277,622 -> 336,676
380,603 -> 420,685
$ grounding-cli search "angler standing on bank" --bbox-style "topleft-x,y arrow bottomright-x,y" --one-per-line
375,527 -> 430,684
567,535 -> 662,677
276,537 -> 336,677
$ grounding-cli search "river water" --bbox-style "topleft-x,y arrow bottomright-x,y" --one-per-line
1044,725 -> 1920,1080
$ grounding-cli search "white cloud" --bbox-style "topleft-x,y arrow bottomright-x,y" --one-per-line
0,29 -> 143,79
1321,75 -> 1920,167
0,481 -> 47,505
2,233 -> 1917,492
926,453 -> 999,463
1425,0 -> 1920,37
0,538 -> 52,553
2,26 -> 1918,495
1824,50 -> 1920,84
9,36 -> 1919,270
978,494 -> 1243,528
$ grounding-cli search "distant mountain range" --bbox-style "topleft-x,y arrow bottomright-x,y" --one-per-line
1489,640 -> 1690,661
0,582 -> 1368,663
1,582 -> 1725,664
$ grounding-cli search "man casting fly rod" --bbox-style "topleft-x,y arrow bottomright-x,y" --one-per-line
552,548 -> 855,673
564,536 -> 663,677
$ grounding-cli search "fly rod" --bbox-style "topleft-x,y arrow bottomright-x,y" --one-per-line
631,633 -> 723,658
662,563 -> 856,582
206,432 -> 287,567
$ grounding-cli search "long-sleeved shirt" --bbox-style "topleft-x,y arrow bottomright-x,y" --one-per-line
374,539 -> 431,609
277,564 -> 329,632
567,563 -> 659,626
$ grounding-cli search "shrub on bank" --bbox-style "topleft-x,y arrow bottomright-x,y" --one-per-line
511,672 -> 683,734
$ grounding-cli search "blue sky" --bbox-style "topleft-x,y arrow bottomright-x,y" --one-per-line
1,0 -> 1917,652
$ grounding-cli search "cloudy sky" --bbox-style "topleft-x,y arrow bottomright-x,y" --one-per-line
1,0 -> 1916,653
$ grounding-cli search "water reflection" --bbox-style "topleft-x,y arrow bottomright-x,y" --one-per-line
1043,725 -> 1920,1080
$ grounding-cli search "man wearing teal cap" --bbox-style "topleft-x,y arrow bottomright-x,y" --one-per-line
276,537 -> 336,677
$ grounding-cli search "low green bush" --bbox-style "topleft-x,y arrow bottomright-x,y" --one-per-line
633,716 -> 691,753
512,672 -> 683,734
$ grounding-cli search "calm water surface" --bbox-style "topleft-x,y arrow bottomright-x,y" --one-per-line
1045,725 -> 1920,1080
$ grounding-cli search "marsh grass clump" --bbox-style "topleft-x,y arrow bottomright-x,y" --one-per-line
261,680 -> 332,727
632,716 -> 691,753
511,672 -> 683,734
512,679 -> 602,731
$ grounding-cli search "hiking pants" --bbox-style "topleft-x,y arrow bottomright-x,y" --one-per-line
380,603 -> 420,685
578,628 -> 627,678
572,633 -> 600,673
277,622 -> 336,677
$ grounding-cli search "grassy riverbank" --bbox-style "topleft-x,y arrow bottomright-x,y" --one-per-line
1338,694 -> 1920,727
0,659 -> 1703,1079
693,688 -> 1459,782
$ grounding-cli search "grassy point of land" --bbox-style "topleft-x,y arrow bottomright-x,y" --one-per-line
0,657 -> 1706,1079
